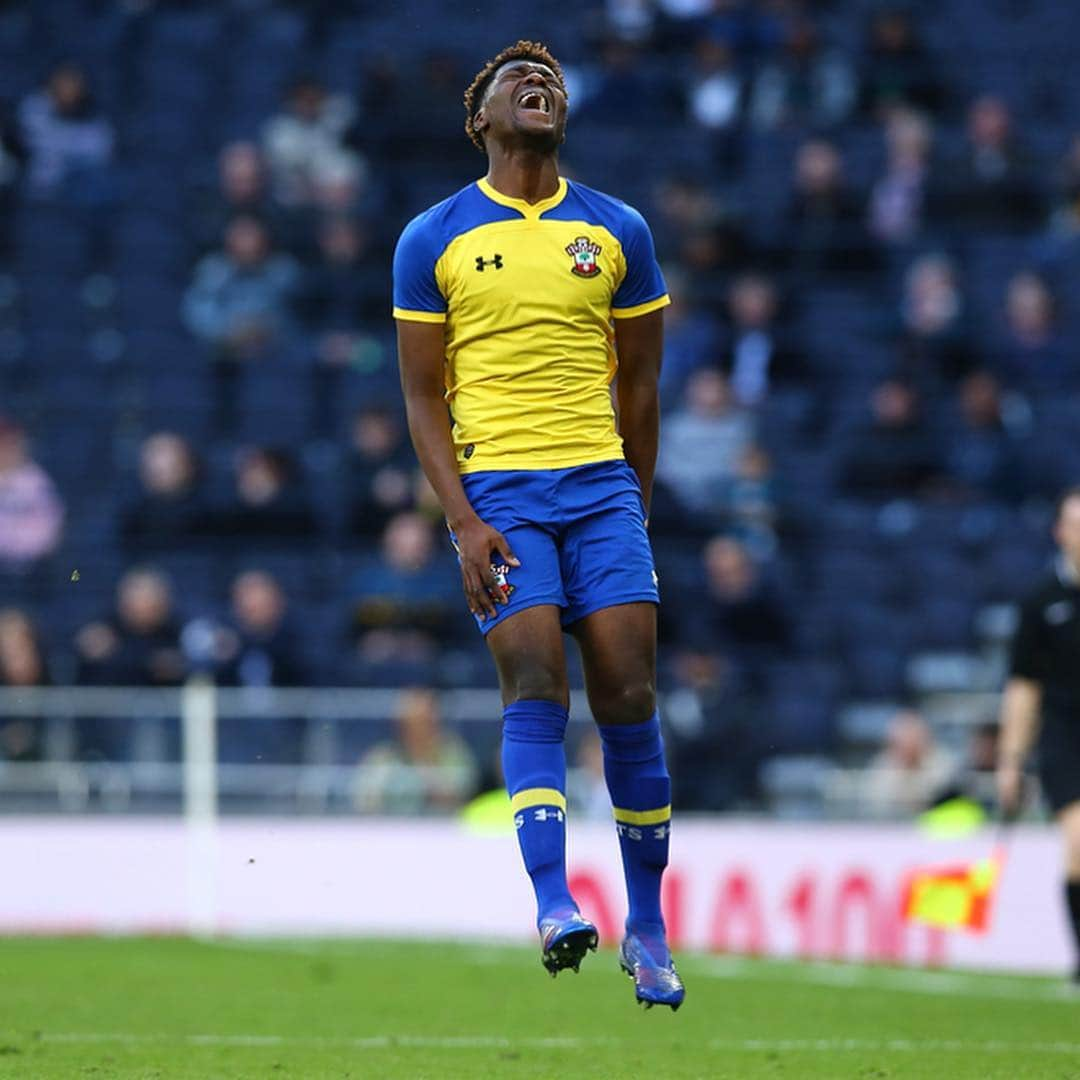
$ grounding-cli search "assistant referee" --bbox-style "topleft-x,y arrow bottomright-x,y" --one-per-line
998,485 -> 1080,983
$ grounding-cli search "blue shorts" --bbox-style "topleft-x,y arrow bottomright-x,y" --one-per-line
455,459 -> 660,635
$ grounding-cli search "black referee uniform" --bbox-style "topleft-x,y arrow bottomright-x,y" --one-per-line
1010,560 -> 1080,813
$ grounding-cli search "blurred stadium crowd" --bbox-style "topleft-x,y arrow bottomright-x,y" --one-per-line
0,0 -> 1077,814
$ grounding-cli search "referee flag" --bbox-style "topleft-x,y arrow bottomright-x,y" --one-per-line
901,848 -> 1005,934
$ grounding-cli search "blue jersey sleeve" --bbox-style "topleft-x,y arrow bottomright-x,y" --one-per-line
392,213 -> 447,322
612,205 -> 669,318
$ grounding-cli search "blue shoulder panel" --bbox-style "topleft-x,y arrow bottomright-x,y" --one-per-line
393,184 -> 521,314
543,181 -> 666,310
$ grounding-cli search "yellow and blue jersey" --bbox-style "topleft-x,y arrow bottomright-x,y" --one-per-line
392,177 -> 669,473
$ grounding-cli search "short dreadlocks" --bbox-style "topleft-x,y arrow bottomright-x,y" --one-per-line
463,40 -> 568,152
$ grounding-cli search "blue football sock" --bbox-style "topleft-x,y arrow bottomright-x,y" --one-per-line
502,699 -> 575,925
598,712 -> 671,936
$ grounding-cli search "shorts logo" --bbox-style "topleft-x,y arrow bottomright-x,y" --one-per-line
566,236 -> 602,277
491,563 -> 516,599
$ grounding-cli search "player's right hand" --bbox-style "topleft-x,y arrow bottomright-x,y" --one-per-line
995,764 -> 1023,818
454,515 -> 520,621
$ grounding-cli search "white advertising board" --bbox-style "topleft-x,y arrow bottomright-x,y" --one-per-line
0,818 -> 1070,974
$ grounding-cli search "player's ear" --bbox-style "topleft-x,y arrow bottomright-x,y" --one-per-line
473,107 -> 488,136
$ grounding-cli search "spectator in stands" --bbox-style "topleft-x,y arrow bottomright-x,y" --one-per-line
868,109 -> 934,246
858,6 -> 944,117
0,419 -> 64,570
994,271 -> 1074,389
722,444 -> 779,559
580,39 -> 675,123
784,138 -> 873,274
1036,136 -> 1080,268
839,379 -> 943,500
262,76 -> 364,209
862,709 -> 957,819
182,570 -> 307,762
344,408 -> 415,538
210,447 -> 316,544
662,648 -> 763,810
189,141 -> 294,259
182,215 -> 301,360
748,16 -> 856,131
895,254 -> 975,387
944,372 -> 1027,504
121,432 -> 206,552
656,368 -> 754,518
653,176 -> 750,291
17,62 -> 113,201
677,536 -> 791,665
74,568 -> 185,687
349,512 -> 462,672
352,688 -> 478,814
944,97 -> 1041,229
296,216 -> 387,334
0,608 -> 49,762
221,570 -> 306,688
685,37 -> 743,132
722,272 -> 803,405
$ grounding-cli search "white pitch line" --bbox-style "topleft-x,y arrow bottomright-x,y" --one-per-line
38,1033 -> 601,1050
690,955 -> 1077,1004
32,1033 -> 1080,1055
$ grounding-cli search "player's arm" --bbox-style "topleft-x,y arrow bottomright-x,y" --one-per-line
396,319 -> 518,620
996,676 -> 1041,815
613,308 -> 663,513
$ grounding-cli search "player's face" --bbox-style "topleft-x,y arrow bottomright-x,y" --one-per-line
476,59 -> 567,152
1055,496 -> 1080,569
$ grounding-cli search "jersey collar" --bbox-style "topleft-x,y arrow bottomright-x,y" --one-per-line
476,176 -> 568,219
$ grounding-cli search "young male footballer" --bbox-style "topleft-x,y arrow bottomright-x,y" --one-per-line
393,40 -> 683,1010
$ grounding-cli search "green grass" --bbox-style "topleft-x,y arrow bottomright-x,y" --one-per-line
0,938 -> 1077,1079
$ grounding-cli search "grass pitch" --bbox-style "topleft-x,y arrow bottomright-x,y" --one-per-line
0,937 -> 1077,1079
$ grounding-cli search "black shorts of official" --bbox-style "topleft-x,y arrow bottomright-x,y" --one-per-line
1038,714 -> 1080,814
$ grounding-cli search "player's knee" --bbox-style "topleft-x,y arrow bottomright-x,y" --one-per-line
592,679 -> 655,727
502,662 -> 568,706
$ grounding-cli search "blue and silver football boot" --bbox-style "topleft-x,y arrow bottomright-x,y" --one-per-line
538,910 -> 599,977
619,927 -> 686,1010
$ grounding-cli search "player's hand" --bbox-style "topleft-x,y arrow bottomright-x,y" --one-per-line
995,764 -> 1024,818
454,515 -> 520,621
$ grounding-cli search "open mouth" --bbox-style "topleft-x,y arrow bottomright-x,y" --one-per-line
516,89 -> 551,115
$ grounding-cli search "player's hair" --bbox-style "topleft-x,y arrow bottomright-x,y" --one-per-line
463,40 -> 567,152
1055,484 -> 1080,521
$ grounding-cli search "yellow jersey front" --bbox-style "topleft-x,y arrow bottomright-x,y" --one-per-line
392,177 -> 669,473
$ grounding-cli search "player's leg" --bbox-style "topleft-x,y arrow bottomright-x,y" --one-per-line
571,602 -> 683,1007
486,604 -> 597,973
1059,800 -> 1080,982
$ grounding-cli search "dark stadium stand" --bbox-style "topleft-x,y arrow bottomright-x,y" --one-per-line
0,0 -> 1076,812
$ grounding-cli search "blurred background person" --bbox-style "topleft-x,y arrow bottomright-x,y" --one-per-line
863,709 -> 957,819
656,368 -> 754,520
0,608 -> 50,763
120,432 -> 206,553
17,62 -> 113,202
998,487 -> 1080,984
0,419 -> 64,571
209,447 -> 316,546
352,688 -> 478,814
262,75 -> 364,210
183,214 -> 300,362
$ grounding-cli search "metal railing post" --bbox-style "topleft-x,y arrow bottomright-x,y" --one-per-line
182,676 -> 218,937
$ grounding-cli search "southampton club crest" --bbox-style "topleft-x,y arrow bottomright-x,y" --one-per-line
566,235 -> 602,277
491,563 -> 516,600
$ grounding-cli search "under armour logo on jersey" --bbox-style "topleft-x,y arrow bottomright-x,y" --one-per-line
475,254 -> 503,271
